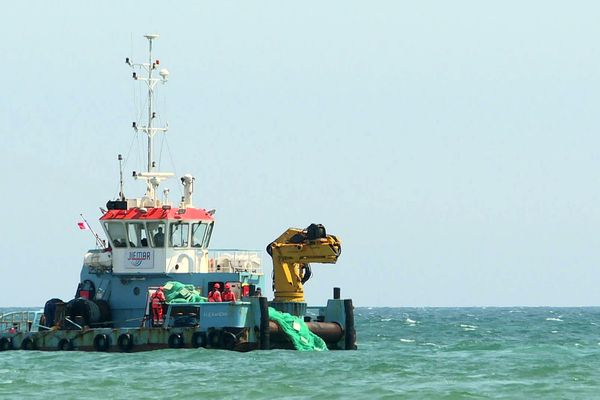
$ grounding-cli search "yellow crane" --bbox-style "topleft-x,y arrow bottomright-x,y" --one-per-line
267,224 -> 342,303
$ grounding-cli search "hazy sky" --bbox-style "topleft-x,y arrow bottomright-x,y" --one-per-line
1,1 -> 600,307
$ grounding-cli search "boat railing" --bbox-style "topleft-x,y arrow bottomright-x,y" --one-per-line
0,310 -> 43,333
207,249 -> 264,275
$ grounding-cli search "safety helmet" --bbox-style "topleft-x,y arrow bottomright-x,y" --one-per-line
213,283 -> 221,289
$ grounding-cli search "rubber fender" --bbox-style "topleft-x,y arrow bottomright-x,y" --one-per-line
0,337 -> 13,351
58,338 -> 74,351
21,337 -> 36,351
219,331 -> 237,350
207,329 -> 222,348
93,333 -> 110,352
117,333 -> 134,352
168,333 -> 184,349
191,331 -> 207,348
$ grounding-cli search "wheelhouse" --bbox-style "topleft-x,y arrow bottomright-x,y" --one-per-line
100,207 -> 215,274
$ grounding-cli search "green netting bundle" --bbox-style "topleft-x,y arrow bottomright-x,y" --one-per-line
268,307 -> 328,351
162,281 -> 207,303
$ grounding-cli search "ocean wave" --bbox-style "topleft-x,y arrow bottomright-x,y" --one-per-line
545,317 -> 563,322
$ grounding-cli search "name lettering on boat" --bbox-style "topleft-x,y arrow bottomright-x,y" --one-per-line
202,311 -> 228,318
127,251 -> 154,269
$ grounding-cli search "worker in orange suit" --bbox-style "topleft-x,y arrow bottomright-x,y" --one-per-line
151,287 -> 166,326
222,283 -> 236,302
208,283 -> 222,302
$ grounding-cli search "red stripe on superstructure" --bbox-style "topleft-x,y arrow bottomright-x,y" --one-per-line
100,207 -> 214,221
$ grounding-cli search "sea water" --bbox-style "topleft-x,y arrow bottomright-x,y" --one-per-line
1,307 -> 600,399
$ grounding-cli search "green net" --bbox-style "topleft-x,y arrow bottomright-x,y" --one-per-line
268,307 -> 328,351
162,281 -> 207,303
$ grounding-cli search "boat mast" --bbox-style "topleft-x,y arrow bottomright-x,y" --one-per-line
126,34 -> 172,205
147,34 -> 155,172
128,34 -> 169,172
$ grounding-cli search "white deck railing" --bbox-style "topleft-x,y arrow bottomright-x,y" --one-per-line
0,310 -> 43,333
207,249 -> 264,274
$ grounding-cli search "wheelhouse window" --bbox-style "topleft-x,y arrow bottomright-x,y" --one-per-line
191,222 -> 211,248
127,222 -> 149,247
204,223 -> 213,247
147,222 -> 166,248
105,222 -> 127,248
169,222 -> 189,248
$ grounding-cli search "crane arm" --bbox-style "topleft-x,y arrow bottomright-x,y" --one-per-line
267,224 -> 341,303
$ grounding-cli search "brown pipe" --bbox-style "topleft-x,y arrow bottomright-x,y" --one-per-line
269,321 -> 343,343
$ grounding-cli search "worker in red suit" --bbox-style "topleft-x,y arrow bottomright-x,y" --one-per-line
208,283 -> 222,302
151,287 -> 166,326
222,283 -> 236,302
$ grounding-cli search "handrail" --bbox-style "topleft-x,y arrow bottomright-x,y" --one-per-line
0,310 -> 43,333
207,249 -> 263,274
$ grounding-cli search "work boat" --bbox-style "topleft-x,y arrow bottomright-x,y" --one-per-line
0,34 -> 356,352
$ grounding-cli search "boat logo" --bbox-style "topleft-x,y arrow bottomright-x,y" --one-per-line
128,251 -> 151,267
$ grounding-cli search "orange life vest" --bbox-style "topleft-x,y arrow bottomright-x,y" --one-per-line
208,290 -> 222,302
222,290 -> 236,302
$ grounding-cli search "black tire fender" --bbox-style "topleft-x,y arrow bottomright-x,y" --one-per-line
207,329 -> 221,348
21,337 -> 36,351
191,331 -> 206,348
219,331 -> 237,350
93,333 -> 110,352
168,333 -> 184,349
58,338 -> 74,351
0,337 -> 13,351
117,333 -> 134,352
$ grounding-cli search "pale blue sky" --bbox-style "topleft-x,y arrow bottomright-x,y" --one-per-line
1,1 -> 600,307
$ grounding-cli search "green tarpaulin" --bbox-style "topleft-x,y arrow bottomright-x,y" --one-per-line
268,307 -> 328,351
162,281 -> 207,303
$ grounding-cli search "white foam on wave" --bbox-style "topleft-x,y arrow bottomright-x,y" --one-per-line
405,317 -> 417,325
421,342 -> 440,348
460,324 -> 477,331
546,317 -> 563,322
380,318 -> 392,322
551,330 -> 558,334
400,338 -> 415,343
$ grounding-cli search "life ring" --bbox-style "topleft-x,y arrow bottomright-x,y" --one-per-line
207,329 -> 221,348
0,337 -> 13,351
219,331 -> 237,350
117,333 -> 134,352
21,337 -> 36,351
168,333 -> 184,349
191,331 -> 206,348
58,338 -> 74,351
93,333 -> 110,352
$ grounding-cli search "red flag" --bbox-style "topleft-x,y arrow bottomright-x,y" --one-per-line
77,222 -> 88,230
